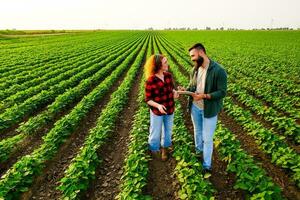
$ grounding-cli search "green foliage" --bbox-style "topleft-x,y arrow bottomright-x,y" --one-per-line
0,33 -> 148,199
58,36 -> 149,199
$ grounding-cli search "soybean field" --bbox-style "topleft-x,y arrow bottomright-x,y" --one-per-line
0,30 -> 299,200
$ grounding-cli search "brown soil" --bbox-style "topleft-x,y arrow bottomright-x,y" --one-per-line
84,52 -> 146,200
20,57 -> 135,200
144,154 -> 179,200
230,94 -> 300,153
219,111 -> 300,200
0,43 -> 127,139
0,42 -> 141,175
242,85 -> 299,121
0,62 -> 117,177
0,105 -> 48,140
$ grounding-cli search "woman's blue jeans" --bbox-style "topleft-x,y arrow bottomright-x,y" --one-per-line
148,110 -> 174,151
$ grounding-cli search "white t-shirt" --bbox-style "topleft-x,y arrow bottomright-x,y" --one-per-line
193,62 -> 209,109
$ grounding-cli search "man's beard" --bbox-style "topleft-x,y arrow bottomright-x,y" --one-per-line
194,56 -> 204,68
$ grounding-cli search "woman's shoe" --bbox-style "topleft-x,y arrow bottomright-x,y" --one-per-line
150,151 -> 160,160
161,148 -> 168,161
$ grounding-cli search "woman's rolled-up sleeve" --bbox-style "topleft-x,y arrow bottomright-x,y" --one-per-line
145,80 -> 153,103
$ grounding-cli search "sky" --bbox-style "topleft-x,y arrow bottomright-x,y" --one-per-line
0,0 -> 299,30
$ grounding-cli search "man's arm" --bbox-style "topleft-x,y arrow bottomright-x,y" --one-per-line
208,68 -> 227,100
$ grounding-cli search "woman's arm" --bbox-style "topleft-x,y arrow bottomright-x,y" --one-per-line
145,78 -> 167,114
169,74 -> 179,98
145,80 -> 153,103
147,100 -> 167,114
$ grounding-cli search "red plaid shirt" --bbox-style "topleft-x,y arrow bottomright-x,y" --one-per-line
145,72 -> 175,115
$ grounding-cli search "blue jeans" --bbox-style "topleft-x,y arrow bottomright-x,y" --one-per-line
191,103 -> 218,169
148,110 -> 174,151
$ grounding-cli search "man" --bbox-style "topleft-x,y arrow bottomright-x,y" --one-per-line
178,43 -> 227,173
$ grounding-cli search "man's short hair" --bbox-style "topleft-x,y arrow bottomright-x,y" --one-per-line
188,43 -> 206,54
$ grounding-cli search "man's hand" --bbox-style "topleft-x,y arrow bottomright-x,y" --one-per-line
191,93 -> 205,101
157,104 -> 167,114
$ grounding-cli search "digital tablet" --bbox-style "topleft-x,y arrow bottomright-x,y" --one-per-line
177,91 -> 195,95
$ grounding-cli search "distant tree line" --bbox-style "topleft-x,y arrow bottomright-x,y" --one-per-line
146,27 -> 299,31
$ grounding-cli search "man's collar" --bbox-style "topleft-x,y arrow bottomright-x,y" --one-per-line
199,58 -> 210,70
207,58 -> 215,71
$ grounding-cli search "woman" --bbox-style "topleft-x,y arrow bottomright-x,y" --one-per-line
144,54 -> 179,161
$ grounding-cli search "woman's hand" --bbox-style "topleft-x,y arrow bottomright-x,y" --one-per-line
177,86 -> 186,91
147,100 -> 167,114
157,104 -> 167,114
173,89 -> 179,99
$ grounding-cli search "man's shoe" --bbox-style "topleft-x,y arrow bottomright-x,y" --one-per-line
167,145 -> 174,153
202,168 -> 212,175
161,148 -> 168,161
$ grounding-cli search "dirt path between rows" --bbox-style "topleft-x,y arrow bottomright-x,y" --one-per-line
219,111 -> 300,200
84,43 -> 148,200
21,53 -> 139,200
